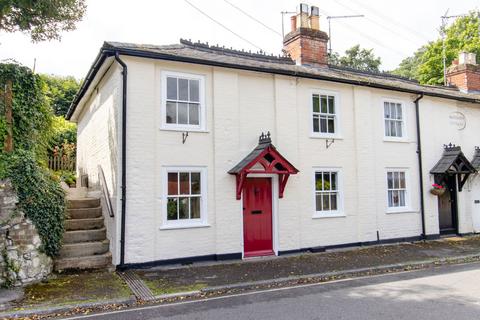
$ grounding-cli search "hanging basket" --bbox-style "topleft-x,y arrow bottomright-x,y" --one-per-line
430,187 -> 445,196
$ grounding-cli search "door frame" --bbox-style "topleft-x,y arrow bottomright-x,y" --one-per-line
240,174 -> 279,258
436,174 -> 459,235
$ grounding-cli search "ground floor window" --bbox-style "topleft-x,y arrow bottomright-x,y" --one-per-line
314,168 -> 343,217
162,167 -> 207,228
386,170 -> 408,211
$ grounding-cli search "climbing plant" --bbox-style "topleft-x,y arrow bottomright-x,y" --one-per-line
0,62 -> 66,257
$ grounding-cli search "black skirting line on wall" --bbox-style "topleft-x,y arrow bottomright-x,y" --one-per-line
118,253 -> 243,270
458,232 -> 474,237
278,235 -> 440,256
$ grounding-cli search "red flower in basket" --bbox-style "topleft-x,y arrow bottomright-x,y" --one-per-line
430,183 -> 445,196
432,183 -> 444,189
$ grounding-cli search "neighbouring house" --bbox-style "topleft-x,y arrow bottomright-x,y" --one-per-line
66,4 -> 480,268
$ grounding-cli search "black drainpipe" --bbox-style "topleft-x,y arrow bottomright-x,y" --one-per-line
115,52 -> 128,267
414,93 -> 426,239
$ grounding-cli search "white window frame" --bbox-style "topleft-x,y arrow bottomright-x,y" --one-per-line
161,71 -> 206,132
312,167 -> 344,218
160,166 -> 208,229
385,168 -> 411,213
382,98 -> 407,142
310,90 -> 341,139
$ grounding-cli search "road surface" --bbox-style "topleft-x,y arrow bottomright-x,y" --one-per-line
65,262 -> 480,320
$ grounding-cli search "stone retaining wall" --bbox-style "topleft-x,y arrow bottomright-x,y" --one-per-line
0,180 -> 52,286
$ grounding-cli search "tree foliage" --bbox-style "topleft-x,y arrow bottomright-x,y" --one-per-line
392,11 -> 480,85
41,74 -> 80,116
329,44 -> 382,72
0,0 -> 86,42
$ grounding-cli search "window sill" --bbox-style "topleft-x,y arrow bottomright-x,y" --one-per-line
383,137 -> 409,143
160,223 -> 210,230
159,127 -> 209,133
310,134 -> 343,140
386,208 -> 417,214
312,212 -> 346,219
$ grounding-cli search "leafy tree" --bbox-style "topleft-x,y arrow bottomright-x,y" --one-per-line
329,44 -> 382,72
41,74 -> 80,116
0,0 -> 86,42
392,11 -> 480,85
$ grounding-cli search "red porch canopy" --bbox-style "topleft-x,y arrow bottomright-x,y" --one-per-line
228,132 -> 299,200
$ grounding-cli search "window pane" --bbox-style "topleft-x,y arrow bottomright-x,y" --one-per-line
190,173 -> 201,194
189,79 -> 199,102
316,194 -> 323,211
328,96 -> 335,114
388,191 -> 393,207
385,120 -> 390,136
321,96 -> 328,113
387,172 -> 393,189
390,104 -> 396,119
323,172 -> 331,190
312,95 -> 320,113
315,173 -> 323,191
313,115 -> 319,132
323,193 -> 330,210
327,118 -> 335,133
400,172 -> 406,188
396,121 -> 403,137
190,197 -> 201,219
331,173 -> 337,191
178,78 -> 189,101
390,121 -> 396,137
399,190 -> 406,207
168,172 -> 178,195
179,197 -> 189,219
189,103 -> 199,125
394,172 -> 400,189
330,193 -> 338,210
167,77 -> 177,100
167,198 -> 178,220
178,102 -> 188,124
179,172 -> 190,195
396,104 -> 402,119
392,190 -> 399,207
320,117 -> 327,133
166,102 -> 177,124
384,102 -> 390,119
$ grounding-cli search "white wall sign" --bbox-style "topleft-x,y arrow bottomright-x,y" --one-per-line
449,112 -> 466,130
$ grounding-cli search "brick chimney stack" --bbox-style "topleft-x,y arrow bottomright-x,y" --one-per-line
283,3 -> 329,67
446,52 -> 480,93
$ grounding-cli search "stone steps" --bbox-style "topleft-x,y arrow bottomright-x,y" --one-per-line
63,228 -> 106,244
65,217 -> 104,231
67,207 -> 102,219
59,240 -> 110,258
54,252 -> 112,271
67,198 -> 101,209
56,196 -> 112,271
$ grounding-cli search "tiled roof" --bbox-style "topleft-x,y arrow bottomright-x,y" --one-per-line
471,147 -> 480,170
430,145 -> 476,174
103,40 -> 480,103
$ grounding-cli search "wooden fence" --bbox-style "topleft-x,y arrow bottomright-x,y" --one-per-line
48,156 -> 76,171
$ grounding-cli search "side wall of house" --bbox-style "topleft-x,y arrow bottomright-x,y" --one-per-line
76,63 -> 122,264
122,56 -> 431,264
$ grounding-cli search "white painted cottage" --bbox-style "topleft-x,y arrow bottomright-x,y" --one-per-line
67,4 -> 480,268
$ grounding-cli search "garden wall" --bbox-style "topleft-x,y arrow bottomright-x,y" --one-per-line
0,179 -> 52,286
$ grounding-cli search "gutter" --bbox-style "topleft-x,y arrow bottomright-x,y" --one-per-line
114,52 -> 128,268
414,94 -> 426,239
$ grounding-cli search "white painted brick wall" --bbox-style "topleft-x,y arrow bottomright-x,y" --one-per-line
76,56 -> 480,265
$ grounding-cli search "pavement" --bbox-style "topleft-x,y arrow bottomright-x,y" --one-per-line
59,262 -> 480,320
2,236 -> 480,319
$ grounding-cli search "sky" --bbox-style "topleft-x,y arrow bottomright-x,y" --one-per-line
0,0 -> 478,78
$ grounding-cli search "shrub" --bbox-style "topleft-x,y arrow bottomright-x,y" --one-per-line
1,151 -> 66,257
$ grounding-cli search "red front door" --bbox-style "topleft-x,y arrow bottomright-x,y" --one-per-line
243,178 -> 274,257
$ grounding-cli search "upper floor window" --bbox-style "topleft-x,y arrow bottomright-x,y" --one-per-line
384,101 -> 404,138
312,93 -> 337,136
162,71 -> 205,131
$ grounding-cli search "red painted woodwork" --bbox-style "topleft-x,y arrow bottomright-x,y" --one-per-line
233,145 -> 299,200
243,178 -> 274,257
